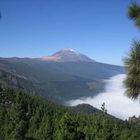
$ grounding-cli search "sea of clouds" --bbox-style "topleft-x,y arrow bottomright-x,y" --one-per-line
67,74 -> 140,120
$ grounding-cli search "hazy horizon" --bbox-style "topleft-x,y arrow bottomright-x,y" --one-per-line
0,48 -> 124,66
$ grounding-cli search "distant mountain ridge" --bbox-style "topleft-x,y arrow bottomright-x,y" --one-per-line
0,49 -> 125,102
42,48 -> 95,62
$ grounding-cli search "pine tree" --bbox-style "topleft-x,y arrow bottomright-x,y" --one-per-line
124,2 -> 140,99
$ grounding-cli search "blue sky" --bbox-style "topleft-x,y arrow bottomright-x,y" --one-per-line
0,0 -> 140,65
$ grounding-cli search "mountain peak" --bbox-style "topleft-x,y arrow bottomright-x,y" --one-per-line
61,48 -> 76,52
42,48 -> 95,62
52,48 -> 79,57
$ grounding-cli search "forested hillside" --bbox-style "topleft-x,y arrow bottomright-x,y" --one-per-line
0,86 -> 140,140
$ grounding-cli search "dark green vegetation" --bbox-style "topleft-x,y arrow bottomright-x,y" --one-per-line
124,41 -> 140,99
124,2 -> 140,99
0,57 -> 124,102
128,3 -> 140,28
1,87 -> 140,140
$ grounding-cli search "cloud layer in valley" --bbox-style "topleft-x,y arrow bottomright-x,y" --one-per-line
67,74 -> 140,120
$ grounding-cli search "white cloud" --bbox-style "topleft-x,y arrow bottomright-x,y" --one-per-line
67,74 -> 140,120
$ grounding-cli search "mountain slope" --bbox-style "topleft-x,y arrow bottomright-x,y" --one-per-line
0,49 -> 125,101
42,48 -> 95,62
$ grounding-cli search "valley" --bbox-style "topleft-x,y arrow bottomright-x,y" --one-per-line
0,49 -> 124,102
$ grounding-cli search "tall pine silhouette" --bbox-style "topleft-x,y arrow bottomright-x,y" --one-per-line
124,3 -> 140,99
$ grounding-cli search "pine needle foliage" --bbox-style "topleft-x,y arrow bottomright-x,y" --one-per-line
128,3 -> 140,28
124,2 -> 140,99
124,41 -> 140,99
